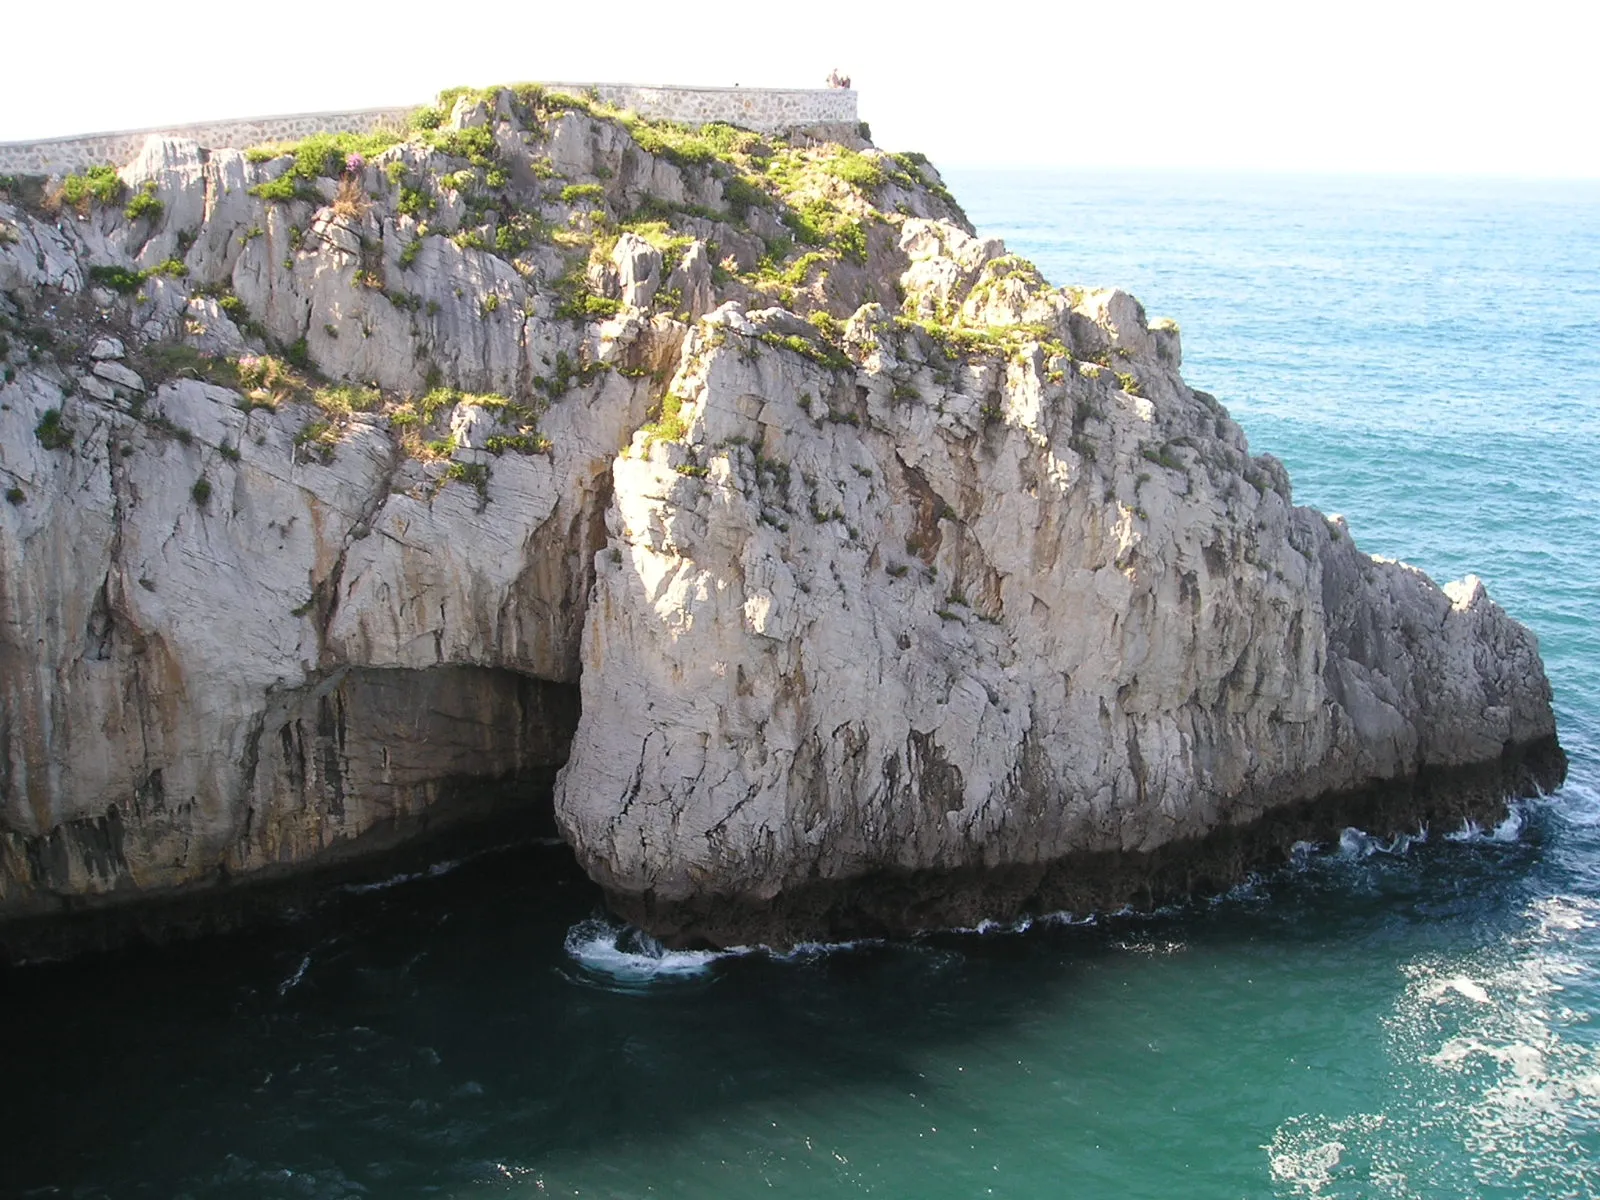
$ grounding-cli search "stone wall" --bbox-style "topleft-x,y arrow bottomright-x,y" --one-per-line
0,108 -> 415,177
559,83 -> 856,133
0,84 -> 859,176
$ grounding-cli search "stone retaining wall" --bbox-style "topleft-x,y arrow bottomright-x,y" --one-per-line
563,83 -> 855,133
0,108 -> 415,178
0,84 -> 859,176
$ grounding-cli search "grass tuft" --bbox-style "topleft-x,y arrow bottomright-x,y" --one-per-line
35,408 -> 72,450
640,393 -> 689,445
123,181 -> 163,223
53,165 -> 123,213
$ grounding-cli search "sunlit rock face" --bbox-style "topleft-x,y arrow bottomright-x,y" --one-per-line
553,271 -> 1560,945
0,87 -> 1561,944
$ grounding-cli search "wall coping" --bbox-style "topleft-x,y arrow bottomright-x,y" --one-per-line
546,81 -> 854,97
0,84 -> 860,175
0,106 -> 417,153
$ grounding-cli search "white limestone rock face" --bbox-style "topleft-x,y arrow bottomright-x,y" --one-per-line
0,359 -> 629,914
552,307 -> 1559,942
0,87 -> 1561,947
608,233 -> 662,309
120,136 -> 208,271
0,191 -> 659,922
667,241 -> 716,320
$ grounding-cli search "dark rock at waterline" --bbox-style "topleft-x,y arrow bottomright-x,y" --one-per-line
610,737 -> 1566,950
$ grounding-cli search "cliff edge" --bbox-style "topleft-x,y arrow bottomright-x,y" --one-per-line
0,86 -> 1564,950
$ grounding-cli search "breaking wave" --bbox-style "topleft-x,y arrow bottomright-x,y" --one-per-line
561,916 -> 730,987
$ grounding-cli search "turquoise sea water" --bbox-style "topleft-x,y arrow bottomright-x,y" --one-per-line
4,171 -> 1598,1198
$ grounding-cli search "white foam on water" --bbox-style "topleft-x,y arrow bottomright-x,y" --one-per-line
1338,827 -> 1377,859
765,936 -> 882,961
341,859 -> 462,895
1219,874 -> 1267,903
1111,938 -> 1188,956
1288,840 -> 1322,869
954,915 -> 1035,935
945,913 -> 1055,937
338,839 -> 563,899
1037,908 -> 1099,928
277,953 -> 311,996
1395,921 -> 1600,1190
1444,803 -> 1526,844
560,916 -> 890,982
1266,890 -> 1600,1195
1334,826 -> 1431,860
1266,1112 -> 1388,1197
1554,777 -> 1600,828
562,917 -> 728,981
1444,976 -> 1491,1004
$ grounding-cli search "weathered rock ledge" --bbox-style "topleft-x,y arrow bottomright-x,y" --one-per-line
0,85 -> 1564,953
609,737 -> 1566,947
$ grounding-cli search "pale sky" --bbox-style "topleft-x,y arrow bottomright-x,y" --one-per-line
4,0 -> 1597,177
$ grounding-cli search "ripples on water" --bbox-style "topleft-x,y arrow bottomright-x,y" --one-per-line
4,172 -> 1598,1197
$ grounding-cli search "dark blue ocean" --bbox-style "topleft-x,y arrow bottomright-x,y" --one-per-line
4,171 -> 1598,1198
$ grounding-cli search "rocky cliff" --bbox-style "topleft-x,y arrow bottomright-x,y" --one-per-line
0,86 -> 1564,948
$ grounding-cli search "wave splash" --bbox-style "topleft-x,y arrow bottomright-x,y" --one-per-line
1307,797 -> 1538,863
1443,805 -> 1526,844
1336,826 -> 1428,859
561,917 -> 728,984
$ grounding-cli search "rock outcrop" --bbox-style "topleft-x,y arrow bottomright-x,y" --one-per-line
0,86 -> 1563,949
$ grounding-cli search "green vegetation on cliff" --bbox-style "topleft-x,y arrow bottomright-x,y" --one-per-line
10,80 -> 1083,494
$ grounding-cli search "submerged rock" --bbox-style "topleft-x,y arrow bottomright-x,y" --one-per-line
0,87 -> 1563,952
